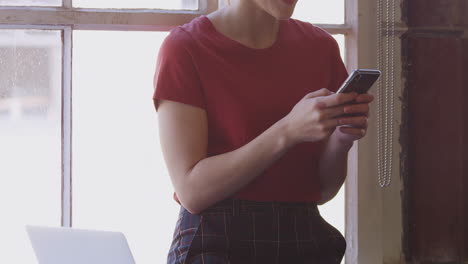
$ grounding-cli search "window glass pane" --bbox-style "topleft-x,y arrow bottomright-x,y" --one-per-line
73,0 -> 197,10
292,0 -> 345,24
319,185 -> 345,264
0,0 -> 61,6
0,29 -> 62,264
334,34 -> 345,62
72,31 -> 175,264
319,186 -> 345,236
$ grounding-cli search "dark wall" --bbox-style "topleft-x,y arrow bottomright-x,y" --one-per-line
402,0 -> 468,262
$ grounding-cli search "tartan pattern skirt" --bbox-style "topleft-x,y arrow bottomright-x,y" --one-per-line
167,199 -> 346,264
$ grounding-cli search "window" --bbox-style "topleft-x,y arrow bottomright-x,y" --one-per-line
0,29 -> 62,264
71,30 -> 173,262
0,1 -> 351,263
73,0 -> 198,9
292,1 -> 348,244
0,0 -> 61,6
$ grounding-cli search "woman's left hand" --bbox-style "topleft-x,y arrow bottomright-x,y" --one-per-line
332,93 -> 374,144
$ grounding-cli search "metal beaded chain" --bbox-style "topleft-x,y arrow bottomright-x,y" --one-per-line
389,0 -> 396,187
376,0 -> 384,186
376,0 -> 396,187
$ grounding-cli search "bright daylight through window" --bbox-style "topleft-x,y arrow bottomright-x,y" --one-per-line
73,0 -> 198,9
0,29 -> 62,264
0,0 -> 61,6
0,1 -> 346,263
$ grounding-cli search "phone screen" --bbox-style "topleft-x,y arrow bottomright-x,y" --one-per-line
337,69 -> 381,94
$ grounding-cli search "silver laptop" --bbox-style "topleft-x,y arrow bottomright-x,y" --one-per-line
26,225 -> 136,264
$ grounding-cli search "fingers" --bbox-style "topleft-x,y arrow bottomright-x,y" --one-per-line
320,105 -> 346,119
343,103 -> 370,117
355,93 -> 375,104
337,116 -> 368,128
304,88 -> 334,100
319,103 -> 370,119
321,115 -> 368,130
309,91 -> 371,119
316,92 -> 358,108
339,126 -> 366,137
311,107 -> 369,139
314,100 -> 370,126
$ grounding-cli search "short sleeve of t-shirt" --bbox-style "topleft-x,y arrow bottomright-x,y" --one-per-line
153,28 -> 206,111
327,37 -> 349,92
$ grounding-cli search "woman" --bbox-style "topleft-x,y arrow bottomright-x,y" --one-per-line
153,0 -> 373,263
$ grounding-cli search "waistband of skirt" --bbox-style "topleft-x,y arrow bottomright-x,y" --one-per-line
200,198 -> 319,217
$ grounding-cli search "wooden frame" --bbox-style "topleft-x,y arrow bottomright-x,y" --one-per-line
0,6 -> 351,34
344,0 -> 404,263
0,7 -> 216,31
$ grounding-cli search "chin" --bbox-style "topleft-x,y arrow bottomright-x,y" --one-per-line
272,2 -> 296,19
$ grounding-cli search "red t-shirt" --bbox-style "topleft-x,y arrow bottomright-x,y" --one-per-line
153,15 -> 348,203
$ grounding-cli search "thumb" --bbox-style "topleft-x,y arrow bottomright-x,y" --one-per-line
303,88 -> 333,99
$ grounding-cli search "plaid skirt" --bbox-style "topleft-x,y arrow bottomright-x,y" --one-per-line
167,199 -> 346,264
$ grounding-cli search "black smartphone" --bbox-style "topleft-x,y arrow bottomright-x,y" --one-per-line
336,69 -> 381,94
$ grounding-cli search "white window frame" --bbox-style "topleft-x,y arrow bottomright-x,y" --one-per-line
0,1 -> 403,263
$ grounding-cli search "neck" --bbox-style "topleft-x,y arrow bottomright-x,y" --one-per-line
209,2 -> 281,49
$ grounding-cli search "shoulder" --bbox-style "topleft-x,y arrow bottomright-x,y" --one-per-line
161,16 -> 207,55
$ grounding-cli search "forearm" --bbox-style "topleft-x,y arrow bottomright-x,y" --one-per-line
179,118 -> 294,214
317,132 -> 353,205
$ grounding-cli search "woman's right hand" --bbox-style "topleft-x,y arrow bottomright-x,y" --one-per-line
282,88 -> 359,144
